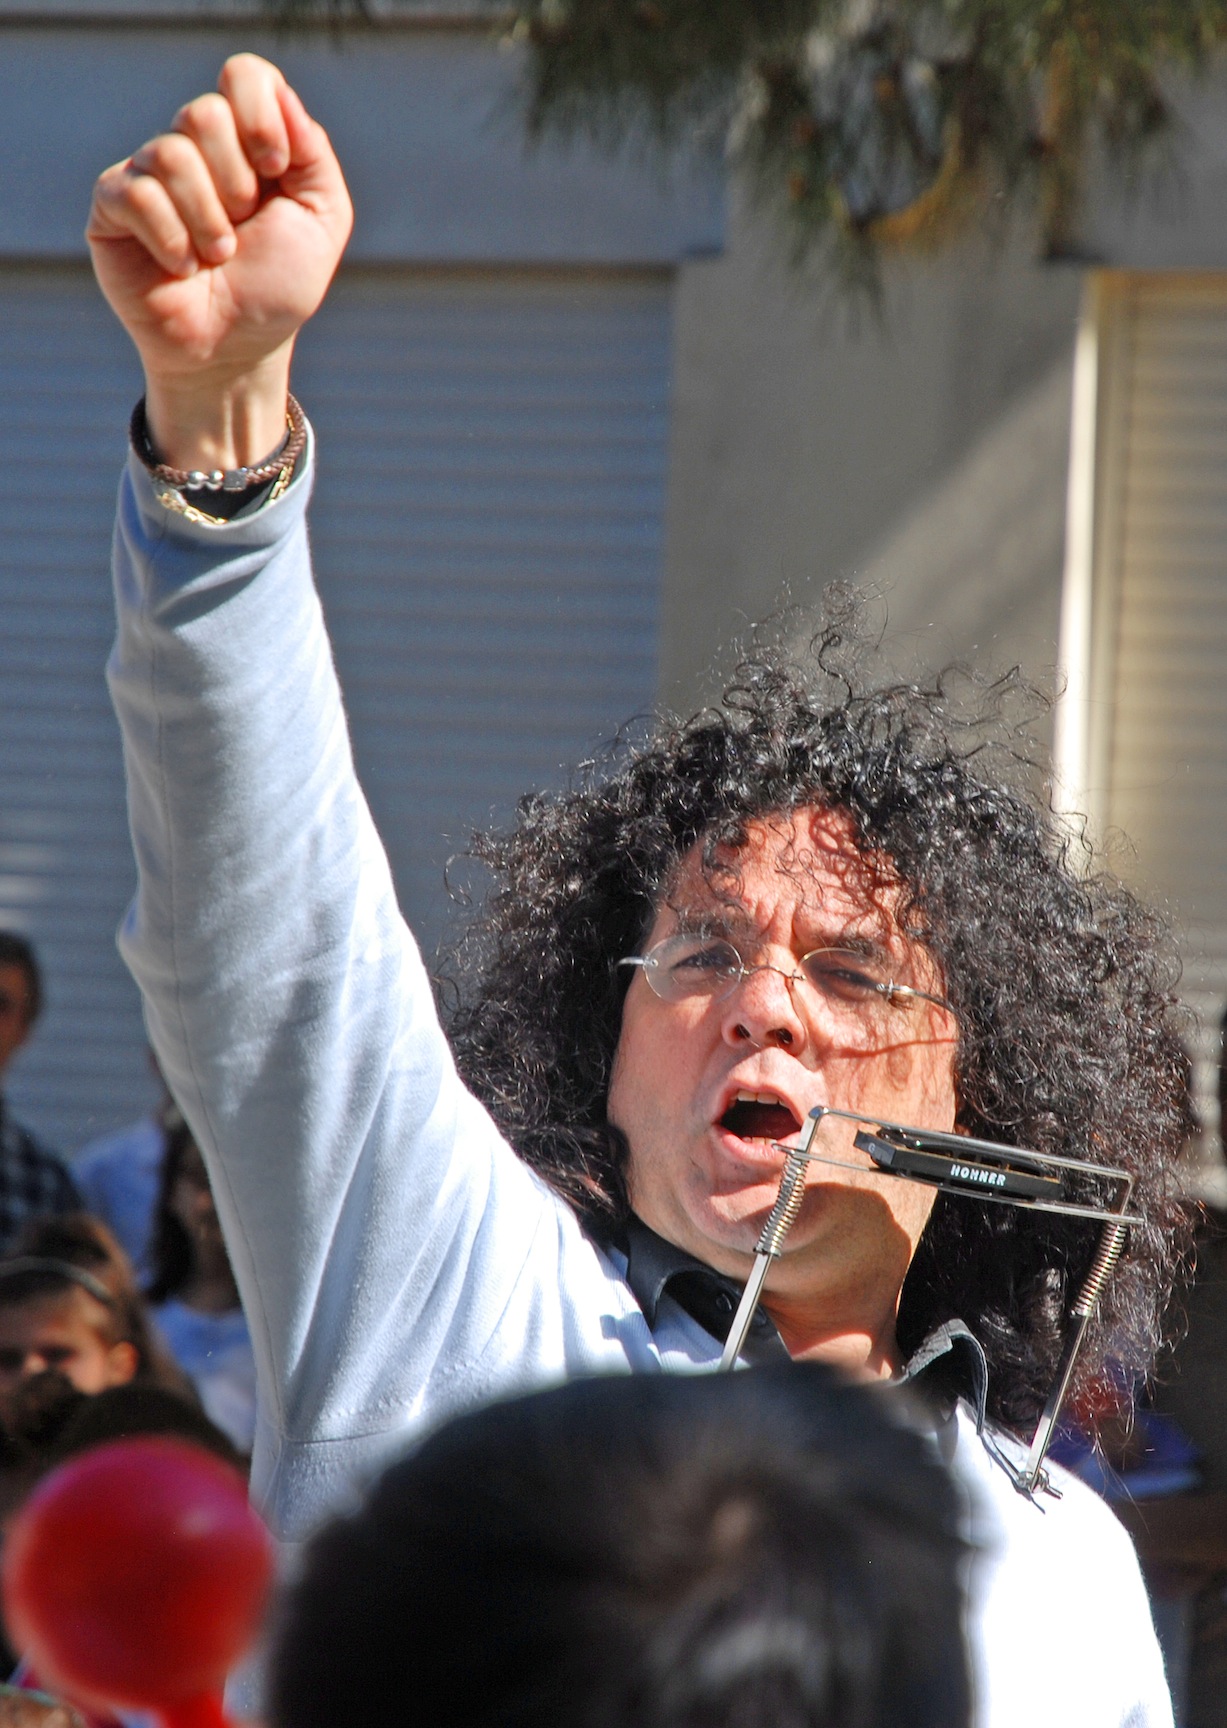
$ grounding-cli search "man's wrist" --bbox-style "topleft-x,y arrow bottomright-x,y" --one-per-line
131,391 -> 307,525
141,348 -> 295,474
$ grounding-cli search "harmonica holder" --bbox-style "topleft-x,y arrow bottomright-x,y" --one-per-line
717,1104 -> 1136,1497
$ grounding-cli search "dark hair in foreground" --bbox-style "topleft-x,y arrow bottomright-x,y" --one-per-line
271,1366 -> 970,1728
0,1381 -> 239,1481
40,1382 -> 240,1474
445,627 -> 1194,1432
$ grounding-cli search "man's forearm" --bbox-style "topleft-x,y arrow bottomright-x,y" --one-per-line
107,439 -> 579,1529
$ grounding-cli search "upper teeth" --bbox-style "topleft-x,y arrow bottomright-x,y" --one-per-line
736,1091 -> 784,1106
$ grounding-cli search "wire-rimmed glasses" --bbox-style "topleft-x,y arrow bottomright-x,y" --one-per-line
618,933 -> 951,1045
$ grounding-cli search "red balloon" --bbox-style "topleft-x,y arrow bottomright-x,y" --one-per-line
1,1436 -> 273,1716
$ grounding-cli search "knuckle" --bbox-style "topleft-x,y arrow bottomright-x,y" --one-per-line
92,163 -> 129,207
217,54 -> 286,153
174,92 -> 230,141
218,51 -> 281,108
120,173 -> 186,250
121,169 -> 163,214
133,131 -> 194,177
221,51 -> 274,80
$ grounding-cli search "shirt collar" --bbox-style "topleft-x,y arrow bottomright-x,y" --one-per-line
622,1213 -> 989,1422
623,1213 -> 789,1364
897,1317 -> 989,1432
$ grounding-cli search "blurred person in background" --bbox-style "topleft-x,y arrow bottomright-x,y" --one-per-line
73,1057 -> 174,1288
0,1215 -> 186,1429
0,1221 -> 207,1693
145,1121 -> 255,1457
0,939 -> 79,1252
271,1365 -> 970,1728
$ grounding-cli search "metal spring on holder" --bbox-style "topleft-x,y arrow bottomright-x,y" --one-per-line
756,1147 -> 810,1258
1071,1219 -> 1128,1319
719,1140 -> 814,1372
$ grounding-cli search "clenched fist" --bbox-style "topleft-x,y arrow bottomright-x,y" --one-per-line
87,54 -> 353,472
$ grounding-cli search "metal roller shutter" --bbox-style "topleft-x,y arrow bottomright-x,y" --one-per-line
0,264 -> 670,1150
298,271 -> 670,955
1060,273 -> 1227,1182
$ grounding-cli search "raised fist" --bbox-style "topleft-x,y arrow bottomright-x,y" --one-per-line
87,54 -> 353,469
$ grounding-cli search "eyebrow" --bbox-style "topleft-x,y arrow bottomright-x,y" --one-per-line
668,909 -> 738,939
665,909 -> 893,962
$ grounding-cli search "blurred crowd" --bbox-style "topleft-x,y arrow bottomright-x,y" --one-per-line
0,932 -> 259,1718
0,927 -> 254,1469
0,933 -> 254,1470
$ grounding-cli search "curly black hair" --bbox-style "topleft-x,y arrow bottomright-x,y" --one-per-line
444,627 -> 1194,1435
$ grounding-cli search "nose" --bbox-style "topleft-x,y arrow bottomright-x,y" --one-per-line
719,960 -> 808,1053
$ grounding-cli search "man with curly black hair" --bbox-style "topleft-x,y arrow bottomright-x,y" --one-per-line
89,54 -> 1188,1728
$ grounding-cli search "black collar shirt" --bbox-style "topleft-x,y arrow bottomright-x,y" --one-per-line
621,1212 -> 989,1428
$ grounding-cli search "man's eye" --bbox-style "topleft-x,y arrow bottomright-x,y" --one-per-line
670,940 -> 740,977
0,1350 -> 23,1373
804,952 -> 885,998
677,946 -> 728,970
43,1348 -> 74,1367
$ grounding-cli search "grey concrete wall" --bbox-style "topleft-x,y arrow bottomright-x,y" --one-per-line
1083,72 -> 1227,271
660,197 -> 1083,710
0,23 -> 722,264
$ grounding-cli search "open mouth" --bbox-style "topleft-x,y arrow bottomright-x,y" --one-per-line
719,1091 -> 802,1144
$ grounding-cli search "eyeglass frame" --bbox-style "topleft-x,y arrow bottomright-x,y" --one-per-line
617,934 -> 953,1016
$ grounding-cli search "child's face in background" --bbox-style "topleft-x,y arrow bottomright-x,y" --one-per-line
0,1289 -> 138,1416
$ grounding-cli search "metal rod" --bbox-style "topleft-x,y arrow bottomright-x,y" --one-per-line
718,1253 -> 772,1372
718,1118 -> 820,1371
714,1102 -> 1134,1500
1021,1213 -> 1130,1491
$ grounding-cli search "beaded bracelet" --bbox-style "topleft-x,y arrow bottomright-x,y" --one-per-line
130,393 -> 308,523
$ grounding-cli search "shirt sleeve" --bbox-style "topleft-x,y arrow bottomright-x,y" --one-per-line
107,428 -> 580,1523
